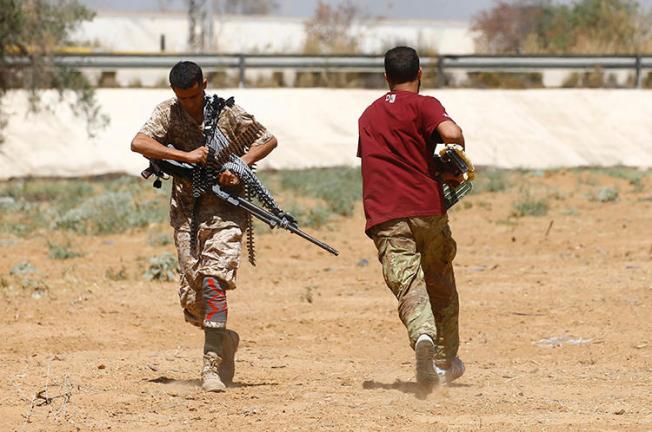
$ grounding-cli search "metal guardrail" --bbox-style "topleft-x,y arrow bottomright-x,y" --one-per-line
436,55 -> 652,88
6,53 -> 652,88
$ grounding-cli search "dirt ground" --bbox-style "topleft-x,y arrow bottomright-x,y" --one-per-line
1,170 -> 651,431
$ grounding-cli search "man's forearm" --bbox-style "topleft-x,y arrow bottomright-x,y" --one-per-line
436,120 -> 465,149
131,133 -> 192,163
443,134 -> 465,148
241,136 -> 278,166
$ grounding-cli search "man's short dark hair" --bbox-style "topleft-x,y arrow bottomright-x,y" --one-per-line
384,47 -> 420,84
169,61 -> 204,89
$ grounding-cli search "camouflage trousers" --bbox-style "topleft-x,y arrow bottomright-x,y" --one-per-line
370,215 -> 459,368
174,216 -> 243,328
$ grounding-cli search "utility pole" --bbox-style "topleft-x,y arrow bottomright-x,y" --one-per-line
187,0 -> 215,52
187,0 -> 198,51
206,0 -> 215,52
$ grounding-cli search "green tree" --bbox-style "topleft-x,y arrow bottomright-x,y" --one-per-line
303,0 -> 361,54
471,0 -> 550,54
472,0 -> 652,54
569,0 -> 641,53
0,0 -> 105,142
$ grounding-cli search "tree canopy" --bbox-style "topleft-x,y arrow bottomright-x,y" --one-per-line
0,0 -> 105,140
472,0 -> 652,54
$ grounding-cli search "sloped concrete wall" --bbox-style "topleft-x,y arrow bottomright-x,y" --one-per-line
1,88 -> 651,179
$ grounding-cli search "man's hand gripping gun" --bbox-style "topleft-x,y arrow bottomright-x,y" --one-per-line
141,159 -> 339,257
434,144 -> 476,210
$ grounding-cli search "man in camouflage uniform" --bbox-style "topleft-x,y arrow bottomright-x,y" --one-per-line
357,47 -> 466,387
131,61 -> 277,392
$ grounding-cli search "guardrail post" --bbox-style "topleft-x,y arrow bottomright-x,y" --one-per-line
239,54 -> 246,88
635,55 -> 642,89
437,56 -> 446,88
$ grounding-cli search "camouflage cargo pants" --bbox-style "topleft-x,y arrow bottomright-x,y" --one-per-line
370,215 -> 459,368
174,216 -> 243,328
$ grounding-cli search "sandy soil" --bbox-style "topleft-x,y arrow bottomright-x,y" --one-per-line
1,170 -> 651,431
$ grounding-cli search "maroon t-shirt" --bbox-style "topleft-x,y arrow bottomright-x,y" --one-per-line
357,90 -> 453,234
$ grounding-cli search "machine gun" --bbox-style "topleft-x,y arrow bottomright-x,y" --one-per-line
141,159 -> 339,259
141,94 -> 338,263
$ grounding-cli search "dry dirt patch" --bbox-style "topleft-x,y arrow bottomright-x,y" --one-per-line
1,169 -> 651,431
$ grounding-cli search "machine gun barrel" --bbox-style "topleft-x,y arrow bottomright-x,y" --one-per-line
211,184 -> 339,256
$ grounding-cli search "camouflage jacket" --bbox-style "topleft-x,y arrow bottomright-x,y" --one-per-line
139,96 -> 273,230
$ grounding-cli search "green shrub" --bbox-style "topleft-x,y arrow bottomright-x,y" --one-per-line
0,179 -> 93,209
303,205 -> 332,228
10,261 -> 38,276
0,196 -> 18,211
54,191 -> 166,235
148,232 -> 172,247
279,167 -> 361,217
587,187 -> 619,203
473,169 -> 507,194
466,72 -> 544,89
143,252 -> 178,281
601,167 -> 647,192
106,265 -> 128,281
47,241 -> 84,260
512,195 -> 549,217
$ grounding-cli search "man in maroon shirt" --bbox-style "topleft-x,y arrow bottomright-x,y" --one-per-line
358,46 -> 466,387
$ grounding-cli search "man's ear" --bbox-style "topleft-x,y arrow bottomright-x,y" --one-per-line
417,68 -> 423,81
384,72 -> 392,88
202,79 -> 208,89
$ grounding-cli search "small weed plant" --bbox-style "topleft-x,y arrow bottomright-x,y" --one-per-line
47,241 -> 84,260
512,193 -> 549,217
144,252 -> 178,282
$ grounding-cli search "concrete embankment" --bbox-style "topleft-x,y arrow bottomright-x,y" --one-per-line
1,88 -> 651,179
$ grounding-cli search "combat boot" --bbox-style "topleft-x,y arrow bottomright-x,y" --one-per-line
415,334 -> 439,386
218,329 -> 240,385
435,356 -> 465,385
201,351 -> 226,392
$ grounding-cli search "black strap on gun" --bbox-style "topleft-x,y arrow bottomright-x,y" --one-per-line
141,159 -> 339,257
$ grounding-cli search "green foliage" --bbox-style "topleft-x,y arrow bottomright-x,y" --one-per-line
303,1 -> 361,54
472,0 -> 652,55
601,167 -> 648,191
9,261 -> 37,276
0,178 -> 93,209
512,193 -> 549,217
279,167 -> 361,217
0,196 -> 19,211
148,232 -> 172,247
0,0 -> 105,139
472,169 -> 508,194
465,72 -> 544,89
47,240 -> 84,260
0,176 -> 169,237
105,265 -> 128,281
54,191 -> 166,235
587,187 -> 619,202
143,252 -> 178,282
283,201 -> 332,228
